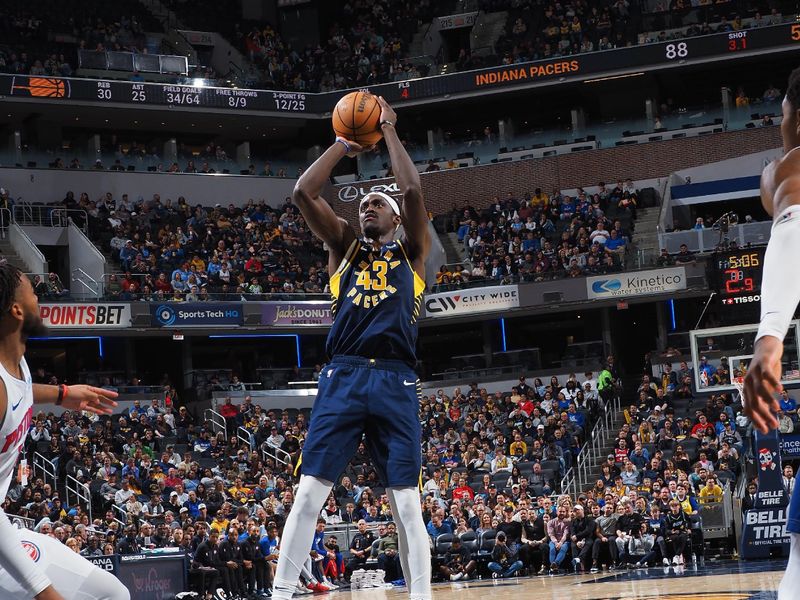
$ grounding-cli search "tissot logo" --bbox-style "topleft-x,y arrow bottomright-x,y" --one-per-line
337,183 -> 400,202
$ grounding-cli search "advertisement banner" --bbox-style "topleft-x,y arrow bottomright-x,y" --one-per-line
586,267 -> 686,299
740,429 -> 790,558
117,553 -> 187,600
780,433 -> 800,457
40,303 -> 131,329
438,12 -> 479,30
262,301 -> 332,326
151,303 -> 243,327
87,554 -> 118,574
424,285 -> 519,318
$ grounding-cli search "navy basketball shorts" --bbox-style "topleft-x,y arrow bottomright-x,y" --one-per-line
790,477 -> 800,534
299,355 -> 422,488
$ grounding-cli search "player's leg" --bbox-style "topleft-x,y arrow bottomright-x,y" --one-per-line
779,482 -> 800,599
272,362 -> 366,599
366,367 -> 430,600
0,527 -> 129,600
271,475 -> 333,598
386,487 -> 431,592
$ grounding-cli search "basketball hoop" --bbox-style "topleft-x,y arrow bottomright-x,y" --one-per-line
733,376 -> 746,405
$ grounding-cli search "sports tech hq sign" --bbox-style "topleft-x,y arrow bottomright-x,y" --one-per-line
586,267 -> 687,299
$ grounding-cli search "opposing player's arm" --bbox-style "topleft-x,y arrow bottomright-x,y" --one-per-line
745,161 -> 800,433
32,384 -> 117,415
377,97 -> 430,267
292,143 -> 359,267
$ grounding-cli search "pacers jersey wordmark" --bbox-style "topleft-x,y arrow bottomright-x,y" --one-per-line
326,238 -> 425,367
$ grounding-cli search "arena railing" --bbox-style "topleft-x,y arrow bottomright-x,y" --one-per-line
113,504 -> 132,528
72,268 -> 104,298
261,441 -> 292,470
203,408 -> 227,441
236,426 -> 255,452
574,392 -> 622,492
7,513 -> 35,530
11,203 -> 89,234
33,452 -> 57,489
66,474 -> 92,522
659,221 -> 772,254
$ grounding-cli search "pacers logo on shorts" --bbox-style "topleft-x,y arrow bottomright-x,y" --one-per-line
22,540 -> 41,562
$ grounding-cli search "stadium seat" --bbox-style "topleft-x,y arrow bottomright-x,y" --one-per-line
459,531 -> 478,556
434,533 -> 455,557
540,460 -> 561,473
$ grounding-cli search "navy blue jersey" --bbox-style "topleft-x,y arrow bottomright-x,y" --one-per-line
326,238 -> 425,367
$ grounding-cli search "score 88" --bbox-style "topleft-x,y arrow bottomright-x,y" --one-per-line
665,42 -> 688,60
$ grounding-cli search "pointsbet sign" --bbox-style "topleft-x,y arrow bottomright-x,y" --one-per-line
40,304 -> 131,329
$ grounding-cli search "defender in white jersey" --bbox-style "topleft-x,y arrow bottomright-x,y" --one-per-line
0,264 -> 128,600
743,66 -> 800,600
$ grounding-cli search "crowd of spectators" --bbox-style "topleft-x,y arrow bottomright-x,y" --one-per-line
0,0 -> 792,96
2,340 -> 764,600
473,0 -> 786,74
241,0 -> 435,92
0,0 -> 160,79
435,181 -> 638,290
36,189 -> 330,302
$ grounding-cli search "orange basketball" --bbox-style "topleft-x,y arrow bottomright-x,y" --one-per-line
332,91 -> 383,147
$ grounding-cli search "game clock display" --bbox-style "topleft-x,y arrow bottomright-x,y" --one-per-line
712,248 -> 766,307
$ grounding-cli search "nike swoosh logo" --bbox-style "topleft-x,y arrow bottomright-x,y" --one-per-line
403,380 -> 417,386
11,397 -> 23,411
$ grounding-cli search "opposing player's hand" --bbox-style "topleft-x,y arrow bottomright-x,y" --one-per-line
743,336 -> 783,433
377,96 -> 397,126
63,385 -> 118,415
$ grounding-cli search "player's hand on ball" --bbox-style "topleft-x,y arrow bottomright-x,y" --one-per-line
63,385 -> 119,415
336,137 -> 373,157
743,335 -> 783,433
377,96 -> 397,126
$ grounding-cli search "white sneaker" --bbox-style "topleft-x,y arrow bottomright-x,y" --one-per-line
672,556 -> 679,565
662,558 -> 670,566
324,578 -> 338,589
678,555 -> 685,565
454,572 -> 464,581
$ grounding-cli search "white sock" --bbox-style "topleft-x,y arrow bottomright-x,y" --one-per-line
779,533 -> 800,600
271,475 -> 333,600
387,487 -> 432,600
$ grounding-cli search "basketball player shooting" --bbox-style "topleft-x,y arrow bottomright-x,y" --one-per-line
270,96 -> 432,600
0,264 -> 129,600
743,66 -> 800,600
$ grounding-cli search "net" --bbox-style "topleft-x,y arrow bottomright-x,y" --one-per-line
732,376 -> 745,405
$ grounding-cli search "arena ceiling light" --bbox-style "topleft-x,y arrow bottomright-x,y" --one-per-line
583,72 -> 645,84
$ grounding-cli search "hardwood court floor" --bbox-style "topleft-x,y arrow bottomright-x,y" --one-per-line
339,560 -> 786,600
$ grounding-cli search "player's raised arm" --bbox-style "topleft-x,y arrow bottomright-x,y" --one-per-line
377,96 -> 431,264
292,141 -> 362,266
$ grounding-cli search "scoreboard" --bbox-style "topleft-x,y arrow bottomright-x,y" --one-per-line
0,76 -> 309,114
711,248 -> 766,307
1,22 -> 799,116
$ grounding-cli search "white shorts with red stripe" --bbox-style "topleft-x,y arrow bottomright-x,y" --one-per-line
0,527 -> 129,600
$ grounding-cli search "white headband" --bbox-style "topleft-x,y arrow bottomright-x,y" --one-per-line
361,191 -> 401,215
